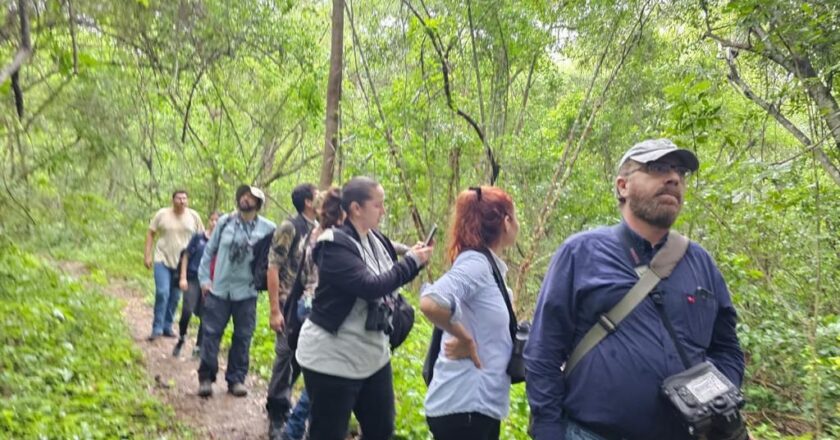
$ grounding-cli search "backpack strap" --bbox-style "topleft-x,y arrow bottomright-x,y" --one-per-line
564,230 -> 689,376
206,213 -> 235,259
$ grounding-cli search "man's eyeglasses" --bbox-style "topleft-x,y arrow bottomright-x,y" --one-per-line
638,162 -> 692,178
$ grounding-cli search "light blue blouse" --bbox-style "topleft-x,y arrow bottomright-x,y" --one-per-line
422,249 -> 513,420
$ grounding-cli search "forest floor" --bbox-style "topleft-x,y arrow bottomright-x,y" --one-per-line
59,261 -> 269,440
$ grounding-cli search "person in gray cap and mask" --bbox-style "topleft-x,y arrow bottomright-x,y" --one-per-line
196,185 -> 277,397
525,139 -> 748,439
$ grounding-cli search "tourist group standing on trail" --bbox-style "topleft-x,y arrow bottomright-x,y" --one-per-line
143,139 -> 750,440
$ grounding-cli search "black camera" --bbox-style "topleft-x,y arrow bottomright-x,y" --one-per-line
661,361 -> 747,440
229,239 -> 251,264
365,299 -> 393,334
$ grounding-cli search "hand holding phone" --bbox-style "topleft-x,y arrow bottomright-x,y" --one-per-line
424,224 -> 438,246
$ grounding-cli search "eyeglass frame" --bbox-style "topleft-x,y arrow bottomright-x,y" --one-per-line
629,161 -> 693,179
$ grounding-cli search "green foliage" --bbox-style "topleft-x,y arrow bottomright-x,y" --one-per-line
0,239 -> 186,439
2,0 -> 839,437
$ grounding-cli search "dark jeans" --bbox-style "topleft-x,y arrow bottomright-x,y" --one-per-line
267,300 -> 313,420
178,279 -> 204,346
266,328 -> 302,419
427,412 -> 500,440
198,294 -> 257,385
564,419 -> 617,440
302,362 -> 394,440
152,263 -> 181,335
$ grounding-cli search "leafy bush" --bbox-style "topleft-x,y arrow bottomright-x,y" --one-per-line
0,239 -> 186,439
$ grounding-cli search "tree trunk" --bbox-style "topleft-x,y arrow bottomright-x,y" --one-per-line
319,0 -> 344,189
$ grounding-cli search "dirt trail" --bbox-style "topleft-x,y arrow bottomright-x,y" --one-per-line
60,262 -> 268,439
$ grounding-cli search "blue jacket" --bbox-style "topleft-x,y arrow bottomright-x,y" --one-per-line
524,222 -> 744,440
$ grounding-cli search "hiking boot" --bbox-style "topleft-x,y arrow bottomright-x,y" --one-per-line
172,338 -> 184,357
198,380 -> 213,397
228,382 -> 248,397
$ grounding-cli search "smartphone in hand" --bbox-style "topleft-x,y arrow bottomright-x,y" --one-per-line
424,224 -> 438,246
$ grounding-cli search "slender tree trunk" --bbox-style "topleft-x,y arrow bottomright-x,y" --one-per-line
346,2 -> 426,237
320,0 -> 344,189
514,3 -> 651,300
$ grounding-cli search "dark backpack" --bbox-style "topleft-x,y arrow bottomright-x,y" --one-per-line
250,228 -> 275,291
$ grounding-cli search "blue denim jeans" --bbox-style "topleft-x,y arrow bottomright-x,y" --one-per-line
565,419 -> 613,440
283,389 -> 311,440
152,262 -> 182,336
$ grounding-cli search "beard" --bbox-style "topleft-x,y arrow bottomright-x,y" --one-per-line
627,187 -> 682,229
238,200 -> 256,213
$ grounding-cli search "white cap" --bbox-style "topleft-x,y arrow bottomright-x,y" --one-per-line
618,138 -> 699,172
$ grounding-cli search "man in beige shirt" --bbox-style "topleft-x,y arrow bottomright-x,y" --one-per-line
144,190 -> 204,340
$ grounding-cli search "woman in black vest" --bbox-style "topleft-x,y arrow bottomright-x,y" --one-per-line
295,176 -> 433,440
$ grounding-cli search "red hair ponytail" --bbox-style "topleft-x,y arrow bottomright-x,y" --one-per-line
447,186 -> 514,263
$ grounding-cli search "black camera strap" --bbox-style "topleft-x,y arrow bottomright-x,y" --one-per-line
650,291 -> 692,369
475,247 -> 518,342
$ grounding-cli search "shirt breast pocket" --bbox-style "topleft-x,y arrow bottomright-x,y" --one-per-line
666,287 -> 718,349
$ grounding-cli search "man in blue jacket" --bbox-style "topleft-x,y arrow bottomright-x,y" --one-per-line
525,139 -> 746,439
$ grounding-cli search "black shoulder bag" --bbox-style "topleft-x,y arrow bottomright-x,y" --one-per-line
422,248 -> 528,386
370,229 -> 416,350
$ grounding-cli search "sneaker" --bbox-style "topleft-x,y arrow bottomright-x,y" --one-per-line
147,333 -> 161,342
172,339 -> 184,357
228,382 -> 248,397
162,329 -> 178,338
198,380 -> 213,397
191,346 -> 201,359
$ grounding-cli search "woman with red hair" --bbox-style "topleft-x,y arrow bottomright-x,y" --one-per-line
419,186 -> 520,440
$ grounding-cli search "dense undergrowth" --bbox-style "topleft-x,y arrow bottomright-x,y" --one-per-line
0,237 -> 187,439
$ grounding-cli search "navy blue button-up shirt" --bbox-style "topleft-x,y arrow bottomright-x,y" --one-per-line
524,222 -> 744,440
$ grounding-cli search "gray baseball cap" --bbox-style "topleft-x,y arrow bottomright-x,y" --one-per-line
618,138 -> 699,172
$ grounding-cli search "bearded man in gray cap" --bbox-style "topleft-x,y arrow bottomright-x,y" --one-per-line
525,139 -> 748,439
196,185 -> 277,397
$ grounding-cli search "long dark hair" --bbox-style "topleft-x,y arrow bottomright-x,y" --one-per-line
340,176 -> 380,213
